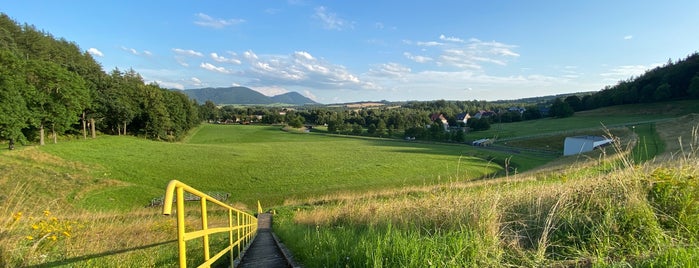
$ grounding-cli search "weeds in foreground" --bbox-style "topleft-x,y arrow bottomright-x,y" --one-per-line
275,129 -> 699,267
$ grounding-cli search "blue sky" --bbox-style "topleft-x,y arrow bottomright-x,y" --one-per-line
2,1 -> 698,104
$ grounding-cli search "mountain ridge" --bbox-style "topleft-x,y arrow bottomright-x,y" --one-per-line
183,86 -> 317,105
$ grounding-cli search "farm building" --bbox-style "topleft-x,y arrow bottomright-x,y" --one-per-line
563,136 -> 614,156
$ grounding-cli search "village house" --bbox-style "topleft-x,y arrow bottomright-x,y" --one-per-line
473,110 -> 496,119
429,113 -> 449,130
508,107 -> 526,114
456,112 -> 471,125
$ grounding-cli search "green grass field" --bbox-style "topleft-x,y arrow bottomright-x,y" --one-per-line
37,124 -> 536,210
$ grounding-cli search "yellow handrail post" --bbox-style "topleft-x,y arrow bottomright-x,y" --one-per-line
228,209 -> 234,268
162,180 -> 258,268
201,198 -> 210,262
176,186 -> 187,268
257,200 -> 263,214
237,210 -> 241,257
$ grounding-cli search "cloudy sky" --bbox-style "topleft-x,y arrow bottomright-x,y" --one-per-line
2,1 -> 698,103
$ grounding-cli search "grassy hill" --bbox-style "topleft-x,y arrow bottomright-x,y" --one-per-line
2,101 -> 699,267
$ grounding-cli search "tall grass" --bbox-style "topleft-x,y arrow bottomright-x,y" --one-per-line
274,126 -> 699,267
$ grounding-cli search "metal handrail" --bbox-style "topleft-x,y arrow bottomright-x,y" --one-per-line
162,180 -> 258,268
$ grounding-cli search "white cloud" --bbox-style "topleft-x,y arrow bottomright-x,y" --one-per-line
121,46 -> 139,55
405,36 -> 519,70
313,6 -> 352,30
303,90 -> 317,101
600,64 -> 660,81
624,35 -> 633,40
153,80 -> 185,90
417,41 -> 443,47
252,86 -> 289,96
173,48 -> 204,57
200,62 -> 231,74
240,50 -> 376,90
439,34 -> 464,43
87,48 -> 103,57
194,13 -> 245,29
190,77 -> 203,86
176,58 -> 189,67
403,52 -> 433,63
367,63 -> 411,79
210,52 -> 241,64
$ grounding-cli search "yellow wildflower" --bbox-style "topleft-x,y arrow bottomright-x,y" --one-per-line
13,212 -> 22,221
26,236 -> 34,240
50,235 -> 57,241
43,210 -> 51,216
32,224 -> 39,230
63,231 -> 71,237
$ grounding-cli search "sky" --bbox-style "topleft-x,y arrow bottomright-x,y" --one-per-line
2,1 -> 698,104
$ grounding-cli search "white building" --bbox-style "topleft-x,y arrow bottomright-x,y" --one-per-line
563,136 -> 614,156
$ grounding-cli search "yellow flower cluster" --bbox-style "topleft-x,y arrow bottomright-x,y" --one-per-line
12,212 -> 22,222
13,212 -> 23,222
24,210 -> 78,243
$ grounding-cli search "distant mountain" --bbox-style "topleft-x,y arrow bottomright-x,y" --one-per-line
270,91 -> 316,105
183,87 -> 317,105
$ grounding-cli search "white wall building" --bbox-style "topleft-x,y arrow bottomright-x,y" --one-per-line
563,136 -> 614,156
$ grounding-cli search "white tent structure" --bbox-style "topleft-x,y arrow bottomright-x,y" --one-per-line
563,136 -> 614,156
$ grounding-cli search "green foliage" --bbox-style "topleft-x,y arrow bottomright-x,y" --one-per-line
564,95 -> 583,111
0,15 -> 199,143
0,50 -> 30,143
646,168 -> 699,240
468,118 -> 490,131
689,74 -> 699,98
549,98 -> 574,118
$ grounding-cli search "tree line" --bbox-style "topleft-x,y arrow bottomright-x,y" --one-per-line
200,99 -> 556,142
0,14 -> 201,147
579,53 -> 699,109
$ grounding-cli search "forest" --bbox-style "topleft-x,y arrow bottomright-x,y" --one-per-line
0,14 -> 201,146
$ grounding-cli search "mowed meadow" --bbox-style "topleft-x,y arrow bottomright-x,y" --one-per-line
36,124 -> 525,210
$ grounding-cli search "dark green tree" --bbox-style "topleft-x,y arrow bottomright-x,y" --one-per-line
452,129 -> 465,142
0,50 -> 30,146
563,95 -> 583,111
522,106 -> 542,120
288,115 -> 304,128
468,118 -> 490,131
653,83 -> 672,101
24,59 -> 89,144
375,119 -> 387,137
549,98 -> 574,118
687,74 -> 699,98
201,100 -> 219,123
351,123 -> 363,135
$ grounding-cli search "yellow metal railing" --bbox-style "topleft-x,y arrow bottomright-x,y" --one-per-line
162,180 -> 258,268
